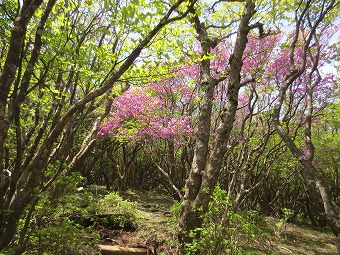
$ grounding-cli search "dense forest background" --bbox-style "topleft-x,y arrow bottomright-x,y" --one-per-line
0,0 -> 339,254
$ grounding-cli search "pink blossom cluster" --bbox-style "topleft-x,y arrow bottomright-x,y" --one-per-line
242,33 -> 282,81
99,87 -> 193,143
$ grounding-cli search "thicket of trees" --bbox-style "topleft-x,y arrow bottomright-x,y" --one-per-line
0,0 -> 339,254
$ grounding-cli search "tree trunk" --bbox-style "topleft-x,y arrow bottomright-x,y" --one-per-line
178,1 -> 256,253
336,235 -> 340,255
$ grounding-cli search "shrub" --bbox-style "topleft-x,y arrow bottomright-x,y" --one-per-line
25,218 -> 100,255
96,192 -> 139,229
185,185 -> 267,255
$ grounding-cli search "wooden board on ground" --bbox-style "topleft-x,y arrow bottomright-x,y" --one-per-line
99,244 -> 147,255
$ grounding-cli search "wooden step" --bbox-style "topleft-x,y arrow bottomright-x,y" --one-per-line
99,245 -> 148,255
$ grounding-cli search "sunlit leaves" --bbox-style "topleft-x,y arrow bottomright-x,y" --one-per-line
0,0 -> 18,67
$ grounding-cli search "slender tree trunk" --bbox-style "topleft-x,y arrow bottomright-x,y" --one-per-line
271,0 -> 340,250
0,0 -> 45,248
274,124 -> 340,253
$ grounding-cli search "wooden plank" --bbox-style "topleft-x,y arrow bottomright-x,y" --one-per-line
99,245 -> 147,255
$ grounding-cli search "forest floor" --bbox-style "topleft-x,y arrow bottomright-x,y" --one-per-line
95,189 -> 337,255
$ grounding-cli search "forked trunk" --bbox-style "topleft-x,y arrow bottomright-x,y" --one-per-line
178,1 -> 256,254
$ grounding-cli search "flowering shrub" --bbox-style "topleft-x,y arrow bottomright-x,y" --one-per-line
99,86 -> 193,144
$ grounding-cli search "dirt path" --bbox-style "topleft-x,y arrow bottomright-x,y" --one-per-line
97,190 -> 177,254
96,190 -> 337,255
